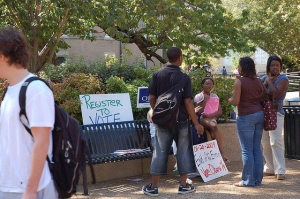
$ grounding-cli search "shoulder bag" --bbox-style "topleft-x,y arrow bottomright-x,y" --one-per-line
260,81 -> 279,131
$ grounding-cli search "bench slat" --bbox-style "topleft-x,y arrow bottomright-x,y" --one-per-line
80,120 -> 152,165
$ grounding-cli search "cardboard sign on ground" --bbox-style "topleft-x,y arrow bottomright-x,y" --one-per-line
193,140 -> 228,182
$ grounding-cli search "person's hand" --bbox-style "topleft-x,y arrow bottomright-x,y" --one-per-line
148,109 -> 153,123
265,74 -> 278,83
228,97 -> 233,105
195,123 -> 204,135
22,190 -> 37,199
194,106 -> 202,115
203,93 -> 210,102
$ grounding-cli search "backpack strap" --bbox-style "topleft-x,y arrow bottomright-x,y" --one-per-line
19,76 -> 53,164
19,76 -> 51,136
157,73 -> 187,98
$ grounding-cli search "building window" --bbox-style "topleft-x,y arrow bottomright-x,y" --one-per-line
56,56 -> 67,65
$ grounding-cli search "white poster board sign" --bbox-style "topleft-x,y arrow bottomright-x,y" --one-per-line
193,140 -> 228,182
79,93 -> 133,125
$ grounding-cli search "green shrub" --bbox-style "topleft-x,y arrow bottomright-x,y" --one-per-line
41,56 -> 235,123
40,64 -> 67,83
105,76 -> 128,93
188,69 -> 235,121
188,69 -> 208,96
51,73 -> 102,124
126,79 -> 150,120
0,79 -> 8,102
213,77 -> 235,121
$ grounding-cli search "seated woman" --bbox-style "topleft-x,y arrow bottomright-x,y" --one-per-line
194,77 -> 229,162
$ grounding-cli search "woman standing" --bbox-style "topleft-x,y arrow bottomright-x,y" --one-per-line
261,56 -> 289,180
228,57 -> 264,187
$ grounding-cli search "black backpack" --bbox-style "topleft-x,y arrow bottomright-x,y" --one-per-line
1,77 -> 92,198
152,74 -> 187,128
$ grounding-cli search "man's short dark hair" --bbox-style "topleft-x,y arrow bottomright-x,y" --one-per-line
0,26 -> 30,69
167,47 -> 182,63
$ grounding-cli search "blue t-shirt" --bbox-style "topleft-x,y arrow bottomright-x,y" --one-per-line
261,74 -> 289,115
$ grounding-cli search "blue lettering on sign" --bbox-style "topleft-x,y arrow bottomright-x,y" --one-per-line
89,112 -> 121,124
81,94 -> 123,110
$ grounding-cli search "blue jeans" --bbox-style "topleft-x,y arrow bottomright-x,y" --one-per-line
150,119 -> 196,175
236,111 -> 264,186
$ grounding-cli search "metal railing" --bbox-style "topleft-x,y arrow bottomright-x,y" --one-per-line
286,71 -> 300,92
213,71 -> 300,93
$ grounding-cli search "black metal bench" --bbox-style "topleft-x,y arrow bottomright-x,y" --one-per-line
80,119 -> 152,165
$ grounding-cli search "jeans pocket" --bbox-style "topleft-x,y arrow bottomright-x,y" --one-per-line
177,119 -> 189,130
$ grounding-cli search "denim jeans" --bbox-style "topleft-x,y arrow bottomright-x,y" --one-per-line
236,111 -> 264,186
150,119 -> 196,175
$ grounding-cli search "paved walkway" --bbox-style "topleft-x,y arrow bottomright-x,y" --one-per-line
72,158 -> 300,199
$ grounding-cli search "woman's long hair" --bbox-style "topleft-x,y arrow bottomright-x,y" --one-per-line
239,57 -> 256,78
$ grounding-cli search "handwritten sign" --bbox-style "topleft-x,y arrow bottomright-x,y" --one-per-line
80,93 -> 133,125
193,140 -> 228,182
137,87 -> 150,108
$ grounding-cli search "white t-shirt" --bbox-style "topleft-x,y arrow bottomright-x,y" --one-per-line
147,114 -> 156,138
0,74 -> 55,193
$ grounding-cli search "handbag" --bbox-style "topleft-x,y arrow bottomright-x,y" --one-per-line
260,81 -> 279,131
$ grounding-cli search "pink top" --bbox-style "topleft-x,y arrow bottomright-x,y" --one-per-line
194,92 -> 219,114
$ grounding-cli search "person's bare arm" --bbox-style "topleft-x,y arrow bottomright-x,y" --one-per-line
184,98 -> 204,134
149,94 -> 156,109
147,109 -> 153,123
22,127 -> 51,199
194,94 -> 209,115
149,94 -> 156,122
265,78 -> 289,98
228,79 -> 241,106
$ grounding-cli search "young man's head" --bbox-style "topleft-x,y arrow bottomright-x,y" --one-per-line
0,26 -> 30,69
167,47 -> 182,65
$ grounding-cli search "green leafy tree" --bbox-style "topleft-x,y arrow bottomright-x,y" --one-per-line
92,0 -> 252,64
0,0 -> 255,73
0,0 -> 94,72
223,0 -> 300,69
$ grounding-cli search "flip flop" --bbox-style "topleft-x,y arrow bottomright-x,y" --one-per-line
234,182 -> 246,187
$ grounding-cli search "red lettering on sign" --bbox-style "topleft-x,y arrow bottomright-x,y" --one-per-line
205,142 -> 216,149
200,167 -> 211,178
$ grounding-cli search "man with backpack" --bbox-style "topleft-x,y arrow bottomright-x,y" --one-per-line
142,47 -> 204,197
0,27 -> 57,198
